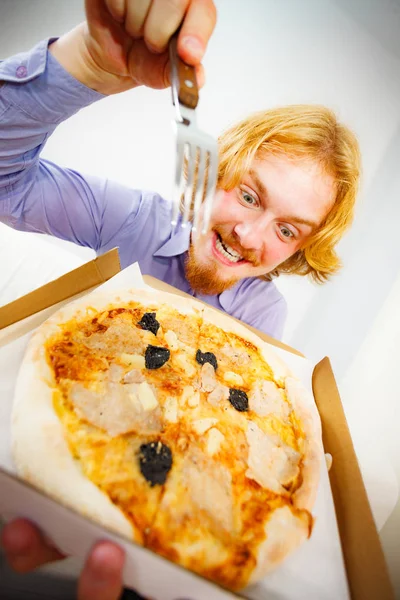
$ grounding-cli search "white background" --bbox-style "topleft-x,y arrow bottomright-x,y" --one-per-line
1,0 -> 400,593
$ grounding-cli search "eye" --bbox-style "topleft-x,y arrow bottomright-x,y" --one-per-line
278,225 -> 295,240
239,190 -> 258,207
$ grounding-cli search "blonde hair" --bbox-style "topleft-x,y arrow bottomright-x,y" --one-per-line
216,104 -> 361,283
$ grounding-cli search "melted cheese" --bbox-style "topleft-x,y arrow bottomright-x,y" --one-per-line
165,329 -> 179,350
119,353 -> 145,369
97,310 -> 109,324
206,428 -> 225,456
187,391 -> 200,407
175,354 -> 196,377
138,381 -> 158,411
192,418 -> 218,435
141,330 -> 156,344
164,396 -> 178,423
181,385 -> 200,407
223,371 -> 244,386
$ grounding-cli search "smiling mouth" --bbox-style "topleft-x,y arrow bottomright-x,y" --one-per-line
215,233 -> 245,264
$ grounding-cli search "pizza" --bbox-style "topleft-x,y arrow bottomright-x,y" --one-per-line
12,288 -> 322,591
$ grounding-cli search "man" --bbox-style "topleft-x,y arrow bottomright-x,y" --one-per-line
0,0 -> 360,598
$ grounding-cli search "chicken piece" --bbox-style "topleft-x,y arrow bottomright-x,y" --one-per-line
245,422 -> 300,494
83,316 -> 144,355
183,451 -> 234,533
69,380 -> 161,437
207,384 -> 230,407
221,343 -> 251,366
123,369 -> 145,384
249,380 -> 291,420
200,362 -> 217,392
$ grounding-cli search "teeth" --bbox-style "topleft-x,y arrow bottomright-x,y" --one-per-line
223,240 -> 241,258
216,236 -> 243,263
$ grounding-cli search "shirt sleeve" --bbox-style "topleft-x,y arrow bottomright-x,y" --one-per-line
0,38 -> 143,252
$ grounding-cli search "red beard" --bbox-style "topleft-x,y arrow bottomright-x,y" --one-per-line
184,226 -> 258,296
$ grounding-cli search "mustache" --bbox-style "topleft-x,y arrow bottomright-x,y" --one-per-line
213,226 -> 261,267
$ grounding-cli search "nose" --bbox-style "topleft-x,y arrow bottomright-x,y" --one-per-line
234,216 -> 267,251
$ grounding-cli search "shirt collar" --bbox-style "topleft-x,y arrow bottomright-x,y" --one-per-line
152,223 -> 192,258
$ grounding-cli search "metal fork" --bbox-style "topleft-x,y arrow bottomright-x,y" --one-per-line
169,35 -> 218,234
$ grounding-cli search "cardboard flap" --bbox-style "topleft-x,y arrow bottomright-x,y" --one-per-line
0,248 -> 121,330
312,357 -> 394,600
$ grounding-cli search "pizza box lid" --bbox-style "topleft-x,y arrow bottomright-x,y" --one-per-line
0,249 -> 394,600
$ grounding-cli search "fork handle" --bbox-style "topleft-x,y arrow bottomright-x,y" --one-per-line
169,34 -> 199,110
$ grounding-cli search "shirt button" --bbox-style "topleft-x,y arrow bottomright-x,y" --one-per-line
16,65 -> 27,78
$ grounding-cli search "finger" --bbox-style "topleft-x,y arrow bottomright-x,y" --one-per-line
1,519 -> 64,573
178,0 -> 217,65
124,0 -> 152,38
144,0 -> 190,53
78,541 -> 125,600
195,63 -> 205,88
104,0 -> 127,23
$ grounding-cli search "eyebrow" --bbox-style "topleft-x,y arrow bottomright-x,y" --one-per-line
283,215 -> 319,229
248,168 -> 319,230
249,169 -> 268,199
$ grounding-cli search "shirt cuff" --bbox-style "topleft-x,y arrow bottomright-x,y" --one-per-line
0,38 -> 105,124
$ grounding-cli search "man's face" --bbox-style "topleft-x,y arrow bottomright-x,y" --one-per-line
185,153 -> 336,295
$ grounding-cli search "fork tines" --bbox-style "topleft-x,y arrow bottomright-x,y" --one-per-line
171,131 -> 217,235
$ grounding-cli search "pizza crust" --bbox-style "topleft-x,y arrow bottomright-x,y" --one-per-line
285,377 -> 323,511
12,342 -> 134,541
247,506 -> 309,584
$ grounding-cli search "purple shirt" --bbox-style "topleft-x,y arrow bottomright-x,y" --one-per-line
0,39 -> 287,339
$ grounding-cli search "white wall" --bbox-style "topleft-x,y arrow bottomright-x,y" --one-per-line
340,269 -> 400,593
2,0 -> 400,592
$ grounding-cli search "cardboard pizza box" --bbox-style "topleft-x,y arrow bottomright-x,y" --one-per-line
0,249 -> 394,600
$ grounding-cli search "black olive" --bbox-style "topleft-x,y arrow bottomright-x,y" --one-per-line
145,345 -> 170,369
137,312 -> 160,336
196,349 -> 218,370
228,388 -> 248,412
139,441 -> 172,486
